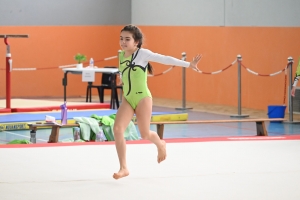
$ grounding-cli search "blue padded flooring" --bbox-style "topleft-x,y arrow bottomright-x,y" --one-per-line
1,106 -> 300,144
0,109 -> 181,123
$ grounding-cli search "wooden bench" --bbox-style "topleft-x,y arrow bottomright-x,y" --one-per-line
27,118 -> 284,143
28,123 -> 81,143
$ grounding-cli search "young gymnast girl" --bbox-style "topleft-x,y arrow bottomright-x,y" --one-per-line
113,24 -> 202,179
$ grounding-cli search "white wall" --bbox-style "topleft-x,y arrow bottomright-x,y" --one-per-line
0,0 -> 131,26
132,0 -> 300,27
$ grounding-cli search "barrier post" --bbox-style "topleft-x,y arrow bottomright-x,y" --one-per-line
288,57 -> 294,122
176,52 -> 192,110
230,54 -> 249,118
283,57 -> 300,124
5,40 -> 11,109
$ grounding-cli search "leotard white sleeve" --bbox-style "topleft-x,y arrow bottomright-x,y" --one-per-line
293,75 -> 299,87
134,48 -> 190,68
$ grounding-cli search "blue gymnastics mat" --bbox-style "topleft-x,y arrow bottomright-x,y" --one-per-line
0,109 -> 186,123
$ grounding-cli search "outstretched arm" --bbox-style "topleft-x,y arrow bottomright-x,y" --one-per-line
143,49 -> 202,69
143,49 -> 189,67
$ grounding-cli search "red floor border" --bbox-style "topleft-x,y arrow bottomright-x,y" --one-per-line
10,103 -> 110,112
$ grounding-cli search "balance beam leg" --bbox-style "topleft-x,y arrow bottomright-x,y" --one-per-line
156,124 -> 165,139
256,121 -> 268,136
48,126 -> 60,143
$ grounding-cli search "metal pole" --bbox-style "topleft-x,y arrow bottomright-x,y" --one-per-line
288,57 -> 294,122
238,55 -> 241,115
4,37 -> 11,109
283,57 -> 300,124
230,54 -> 249,118
182,52 -> 186,109
176,52 -> 192,110
63,72 -> 67,102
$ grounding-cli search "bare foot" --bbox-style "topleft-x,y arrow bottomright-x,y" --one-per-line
113,168 -> 129,180
157,140 -> 167,163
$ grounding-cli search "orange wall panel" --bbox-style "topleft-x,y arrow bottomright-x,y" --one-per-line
0,26 -> 122,98
0,26 -> 299,111
141,26 -> 300,110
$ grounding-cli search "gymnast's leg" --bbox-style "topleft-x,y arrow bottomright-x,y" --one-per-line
113,97 -> 134,179
135,97 -> 166,163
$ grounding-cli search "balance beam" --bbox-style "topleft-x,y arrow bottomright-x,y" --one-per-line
27,118 -> 284,143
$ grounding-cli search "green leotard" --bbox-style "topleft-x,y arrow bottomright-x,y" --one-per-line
119,49 -> 152,109
119,48 -> 190,109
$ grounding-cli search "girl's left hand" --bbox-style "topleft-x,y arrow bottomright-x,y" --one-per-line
117,74 -> 123,86
189,54 -> 202,72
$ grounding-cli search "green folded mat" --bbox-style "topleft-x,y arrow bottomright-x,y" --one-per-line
7,139 -> 31,144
